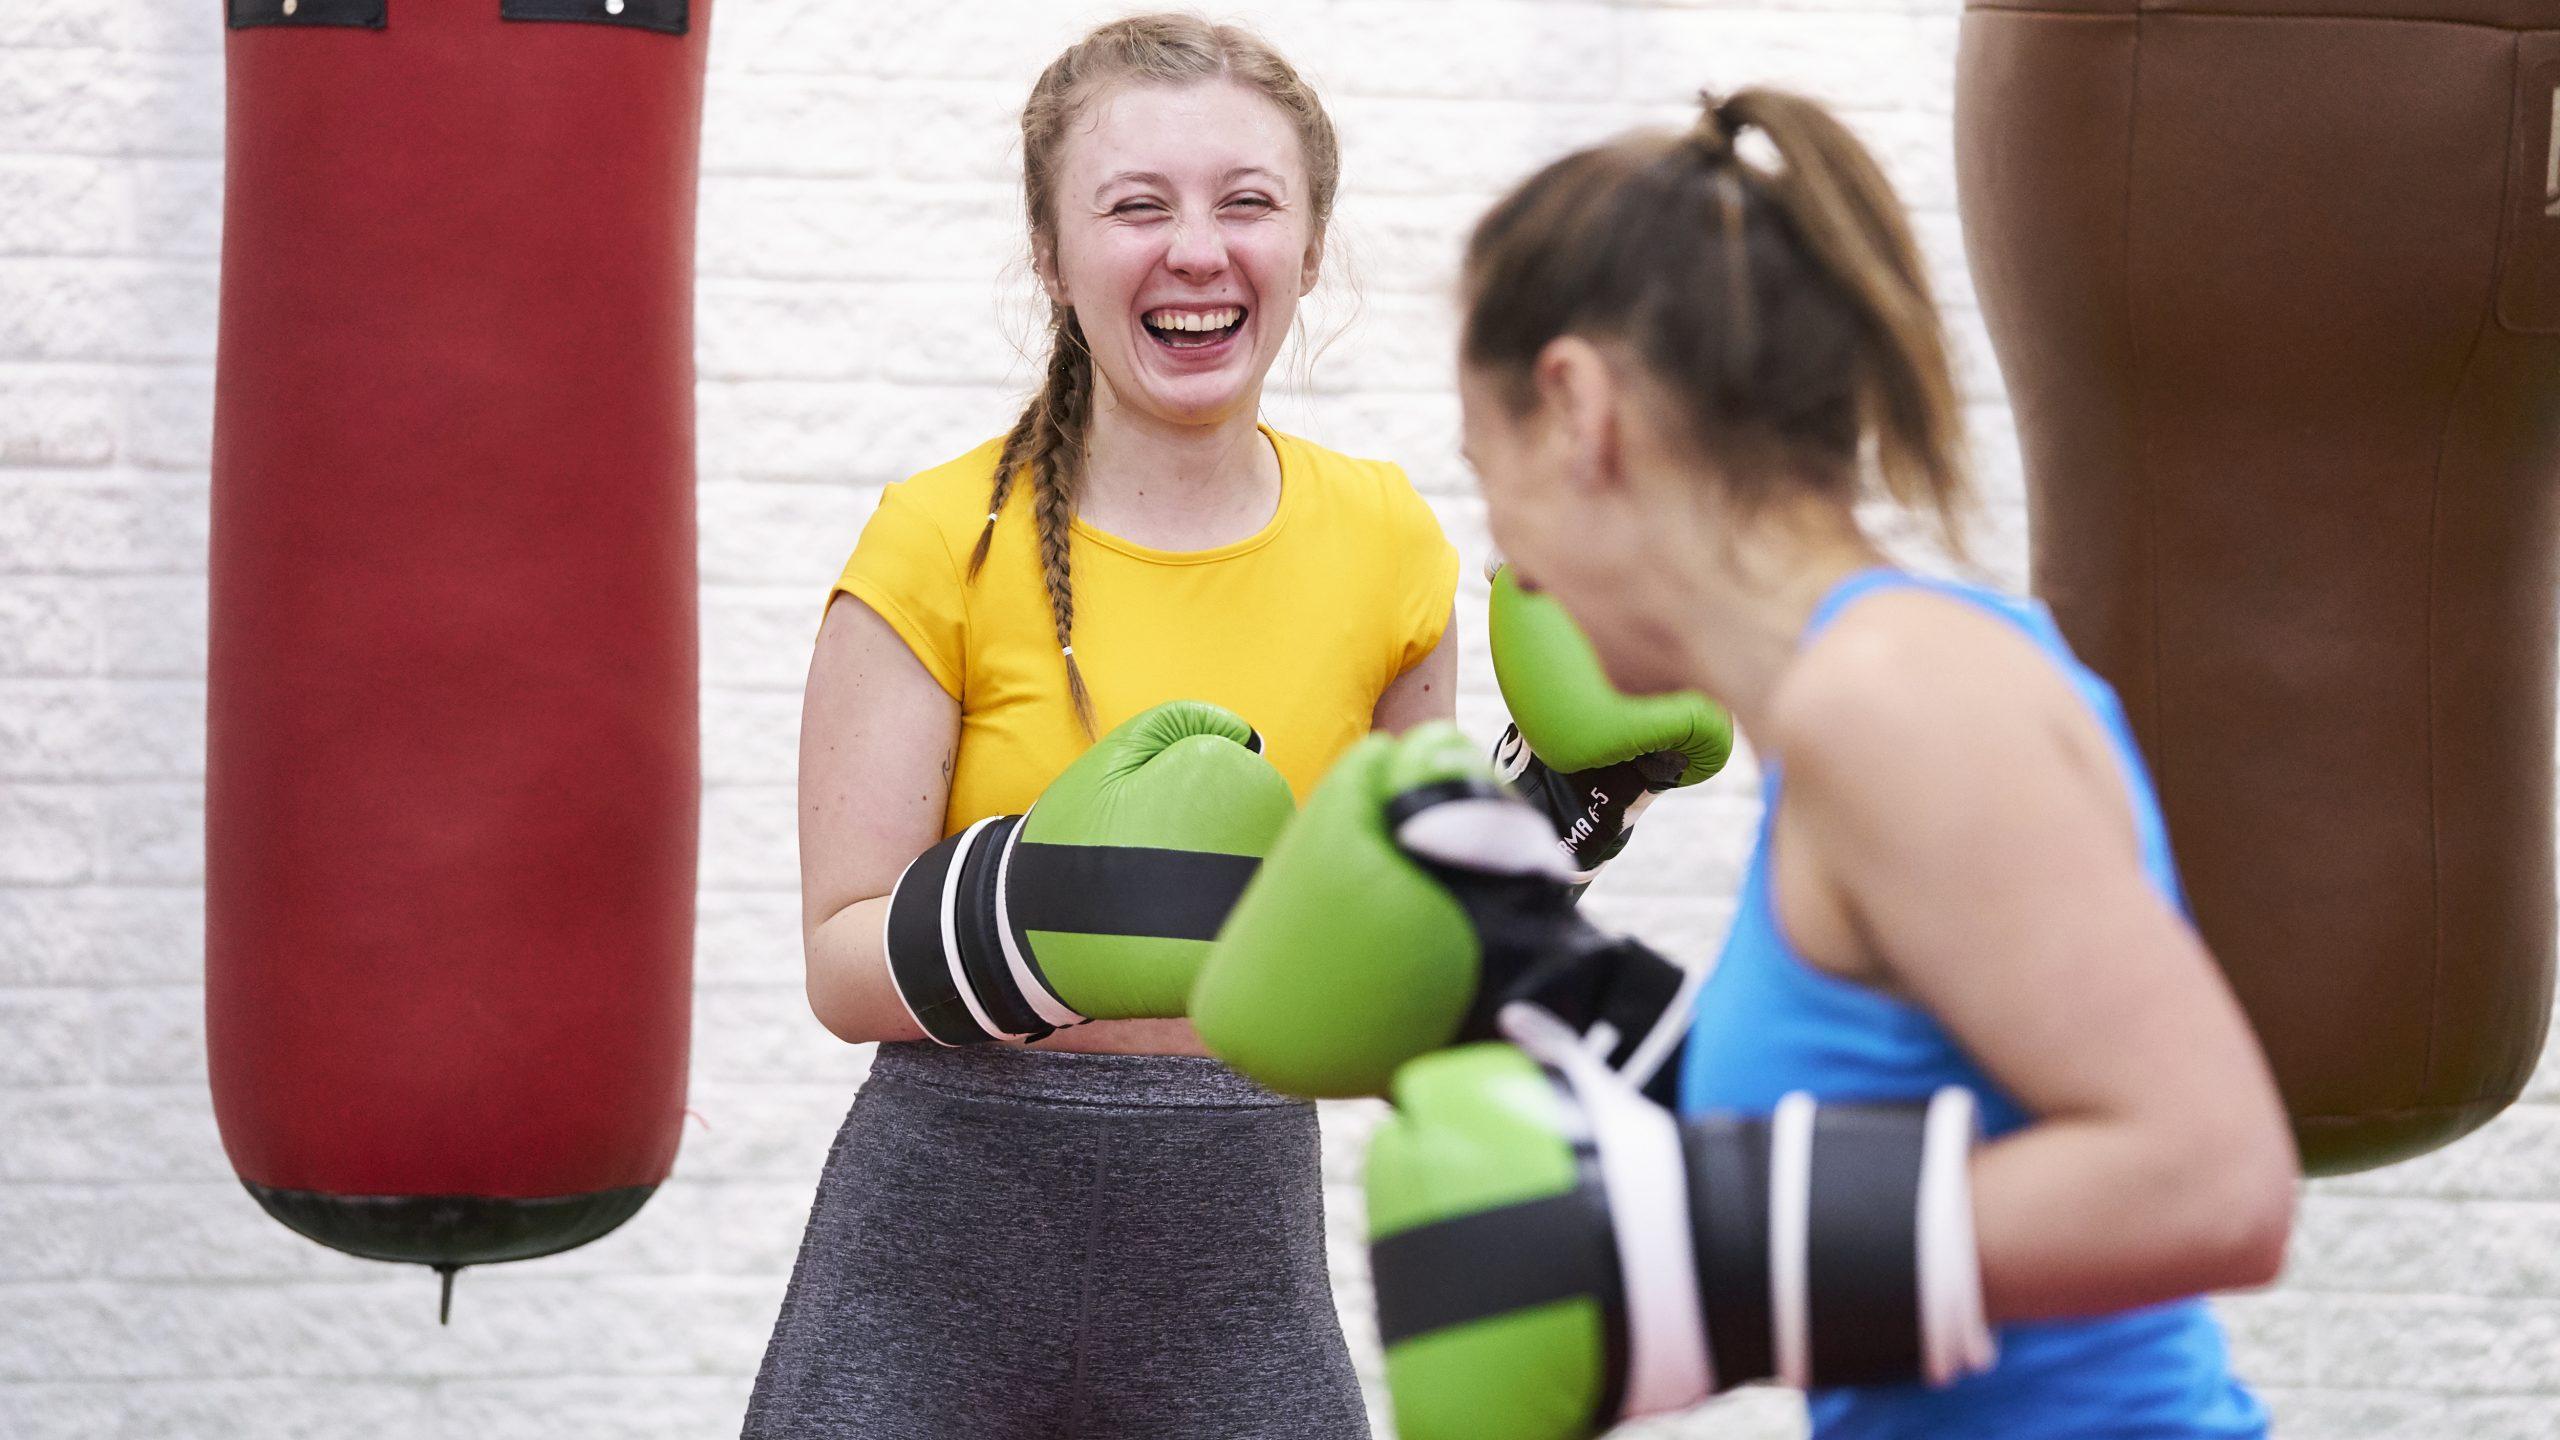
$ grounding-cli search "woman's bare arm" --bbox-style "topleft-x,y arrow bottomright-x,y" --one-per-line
798,592 -> 959,1045
1372,606 -> 1459,734
1775,595 -> 2296,1321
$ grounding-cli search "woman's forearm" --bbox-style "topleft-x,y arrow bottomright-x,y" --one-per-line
1969,1114 -> 2294,1322
803,897 -> 927,1045
1034,1018 -> 1212,1056
802,900 -> 1212,1055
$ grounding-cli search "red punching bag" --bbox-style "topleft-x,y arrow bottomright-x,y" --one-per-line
207,0 -> 708,1300
1956,0 -> 2560,1174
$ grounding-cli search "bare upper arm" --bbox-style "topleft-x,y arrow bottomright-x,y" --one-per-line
1774,598 -> 2274,1133
799,591 -> 961,939
1372,605 -> 1459,735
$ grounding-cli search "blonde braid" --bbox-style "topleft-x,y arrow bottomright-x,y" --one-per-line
970,308 -> 1084,579
969,405 -> 1040,581
1035,309 -> 1096,735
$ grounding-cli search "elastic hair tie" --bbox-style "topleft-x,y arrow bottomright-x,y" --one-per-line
1688,88 -> 1744,165
1689,88 -> 1751,166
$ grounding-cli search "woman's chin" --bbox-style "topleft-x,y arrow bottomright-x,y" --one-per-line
1603,666 -> 1685,698
1124,371 -> 1259,428
1594,641 -> 1687,698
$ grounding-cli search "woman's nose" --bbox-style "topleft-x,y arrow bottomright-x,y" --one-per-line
1163,213 -> 1228,281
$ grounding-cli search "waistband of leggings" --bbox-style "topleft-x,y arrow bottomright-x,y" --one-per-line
866,1040 -> 1309,1110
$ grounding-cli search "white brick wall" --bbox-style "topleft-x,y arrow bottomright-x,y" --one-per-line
6,2 -> 2558,1436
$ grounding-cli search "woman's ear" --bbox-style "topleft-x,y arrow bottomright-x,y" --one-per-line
1035,235 -> 1069,307
1299,227 -> 1324,298
1534,337 -> 1622,499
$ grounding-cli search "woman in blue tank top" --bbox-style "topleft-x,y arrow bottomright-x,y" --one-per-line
1450,88 -> 2298,1438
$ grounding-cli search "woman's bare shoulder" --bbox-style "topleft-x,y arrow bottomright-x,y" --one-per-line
1765,586 -> 2075,771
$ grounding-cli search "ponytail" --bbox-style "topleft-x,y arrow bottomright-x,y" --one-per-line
1461,86 -> 1974,557
1713,89 -> 1968,554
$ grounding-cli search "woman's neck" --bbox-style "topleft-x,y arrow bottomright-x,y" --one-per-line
1661,513 -> 1890,742
1076,388 -> 1278,538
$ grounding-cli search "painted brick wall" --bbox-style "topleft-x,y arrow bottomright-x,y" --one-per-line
4,2 -> 2555,1436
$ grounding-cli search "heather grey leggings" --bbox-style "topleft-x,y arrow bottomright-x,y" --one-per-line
743,1043 -> 1370,1440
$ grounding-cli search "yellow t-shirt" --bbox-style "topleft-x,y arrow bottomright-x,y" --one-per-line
835,425 -> 1459,835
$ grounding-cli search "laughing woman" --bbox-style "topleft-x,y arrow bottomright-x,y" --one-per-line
743,15 -> 1457,1440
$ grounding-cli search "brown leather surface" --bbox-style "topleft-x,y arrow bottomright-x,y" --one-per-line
1958,8 -> 2560,1173
1969,0 -> 2560,27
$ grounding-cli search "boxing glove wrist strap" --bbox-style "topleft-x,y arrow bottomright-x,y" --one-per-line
1516,937 -> 1702,1106
1494,723 -> 1675,890
883,811 -> 1261,1045
1371,1077 -> 1994,1423
1744,1088 -> 1994,1389
1687,1084 -> 1994,1395
1390,777 -> 1703,1098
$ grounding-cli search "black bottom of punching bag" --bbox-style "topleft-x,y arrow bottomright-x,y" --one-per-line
244,1181 -> 659,1269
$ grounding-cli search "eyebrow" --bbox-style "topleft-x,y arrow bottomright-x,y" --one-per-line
1093,167 -> 1289,204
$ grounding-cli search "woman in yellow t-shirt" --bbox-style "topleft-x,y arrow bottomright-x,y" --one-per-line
743,16 -> 1455,1439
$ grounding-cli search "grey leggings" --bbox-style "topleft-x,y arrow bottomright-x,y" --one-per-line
743,1043 -> 1370,1440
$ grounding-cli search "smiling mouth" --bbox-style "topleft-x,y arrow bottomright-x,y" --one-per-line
1142,305 -> 1247,350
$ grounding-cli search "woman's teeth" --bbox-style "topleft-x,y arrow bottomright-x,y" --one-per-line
1144,307 -> 1245,347
1147,307 -> 1241,332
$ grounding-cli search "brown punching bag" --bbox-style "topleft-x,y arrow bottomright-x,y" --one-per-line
1956,0 -> 2560,1174
208,0 -> 708,1306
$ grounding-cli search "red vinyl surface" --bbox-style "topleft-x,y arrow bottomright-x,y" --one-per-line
208,4 -> 709,1200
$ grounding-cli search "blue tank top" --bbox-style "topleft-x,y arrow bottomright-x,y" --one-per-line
1679,568 -> 2268,1440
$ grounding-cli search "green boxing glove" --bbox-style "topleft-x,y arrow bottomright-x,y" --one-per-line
1367,1038 -> 1995,1440
1192,723 -> 1701,1100
1490,562 -> 1734,884
884,699 -> 1295,1045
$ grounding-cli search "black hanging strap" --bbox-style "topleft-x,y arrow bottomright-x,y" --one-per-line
227,0 -> 386,29
502,0 -> 688,35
